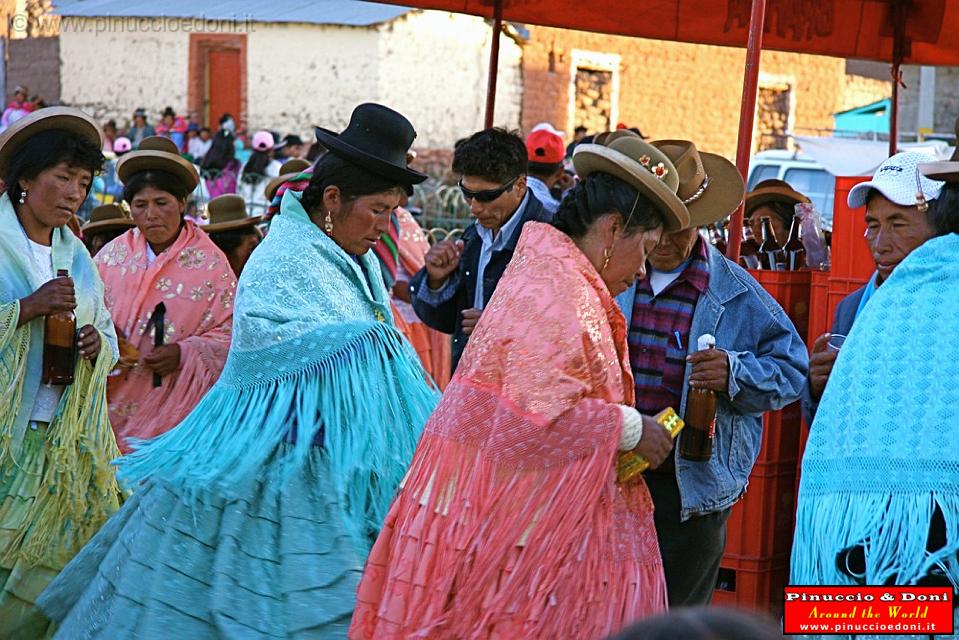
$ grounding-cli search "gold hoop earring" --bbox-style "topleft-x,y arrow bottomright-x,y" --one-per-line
602,246 -> 613,272
324,211 -> 334,236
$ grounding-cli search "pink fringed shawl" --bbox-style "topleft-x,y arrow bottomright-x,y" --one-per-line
351,222 -> 666,640
96,221 -> 236,452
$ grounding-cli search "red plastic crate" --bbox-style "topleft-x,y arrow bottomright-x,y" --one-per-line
806,270 -> 831,350
713,555 -> 790,618
756,401 -> 802,467
830,176 -> 873,282
747,269 -> 811,342
724,459 -> 798,561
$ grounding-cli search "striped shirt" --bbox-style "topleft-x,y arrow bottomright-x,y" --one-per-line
629,237 -> 711,418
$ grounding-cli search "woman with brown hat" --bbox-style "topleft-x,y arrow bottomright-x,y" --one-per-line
39,103 -> 438,638
0,107 -> 124,637
352,137 -> 689,639
743,178 -> 810,247
203,193 -> 262,276
81,202 -> 135,256
93,135 -> 236,453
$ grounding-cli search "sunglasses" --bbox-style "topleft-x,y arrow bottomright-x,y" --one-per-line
458,176 -> 519,203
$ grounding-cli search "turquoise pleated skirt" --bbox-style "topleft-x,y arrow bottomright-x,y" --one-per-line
37,447 -> 366,638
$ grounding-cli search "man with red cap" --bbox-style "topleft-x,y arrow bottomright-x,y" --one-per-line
525,128 -> 566,213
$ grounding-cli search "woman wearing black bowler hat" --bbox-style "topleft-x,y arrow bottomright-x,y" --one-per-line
38,104 -> 440,638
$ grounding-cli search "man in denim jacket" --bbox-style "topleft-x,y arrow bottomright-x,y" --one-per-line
616,139 -> 808,606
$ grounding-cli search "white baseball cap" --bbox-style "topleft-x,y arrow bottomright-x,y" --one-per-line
532,122 -> 566,138
847,152 -> 944,209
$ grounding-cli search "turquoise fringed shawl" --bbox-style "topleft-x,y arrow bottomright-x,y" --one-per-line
792,233 -> 959,588
117,190 -> 439,550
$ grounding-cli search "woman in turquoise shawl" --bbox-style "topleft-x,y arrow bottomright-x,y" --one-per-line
0,108 -> 123,637
792,166 -> 959,639
38,103 -> 437,637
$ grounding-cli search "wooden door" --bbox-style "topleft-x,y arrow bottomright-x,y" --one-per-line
188,35 -> 246,130
208,49 -> 242,130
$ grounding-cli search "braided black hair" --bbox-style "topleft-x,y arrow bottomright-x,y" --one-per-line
552,172 -> 664,239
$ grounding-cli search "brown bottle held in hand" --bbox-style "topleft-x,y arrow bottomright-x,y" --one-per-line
680,334 -> 718,461
42,269 -> 77,385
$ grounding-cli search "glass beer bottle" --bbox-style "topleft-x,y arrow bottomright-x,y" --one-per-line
784,214 -> 806,271
680,334 -> 718,461
42,269 -> 77,385
759,216 -> 786,271
739,224 -> 761,270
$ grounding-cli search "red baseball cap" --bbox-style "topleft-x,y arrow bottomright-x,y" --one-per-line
526,130 -> 565,164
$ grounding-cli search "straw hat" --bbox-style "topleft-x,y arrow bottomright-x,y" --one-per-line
744,179 -> 810,216
116,135 -> 199,190
81,203 -> 135,235
203,194 -> 261,233
264,158 -> 311,202
0,106 -> 103,176
652,140 -> 744,228
572,136 -> 689,232
920,161 -> 959,183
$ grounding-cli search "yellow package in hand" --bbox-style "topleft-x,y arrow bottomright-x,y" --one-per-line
616,407 -> 685,484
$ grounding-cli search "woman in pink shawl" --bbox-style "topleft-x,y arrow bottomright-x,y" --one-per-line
97,138 -> 236,452
351,136 -> 690,639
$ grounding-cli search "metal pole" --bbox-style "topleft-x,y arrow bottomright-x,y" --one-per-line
484,0 -> 504,129
726,0 -> 767,262
889,64 -> 900,157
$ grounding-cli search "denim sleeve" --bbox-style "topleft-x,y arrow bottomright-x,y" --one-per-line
800,379 -> 819,427
410,266 -> 462,335
724,308 -> 809,415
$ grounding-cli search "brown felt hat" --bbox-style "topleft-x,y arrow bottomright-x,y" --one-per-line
0,106 -> 103,177
81,202 -> 135,234
652,140 -> 745,228
744,179 -> 810,217
573,136 -> 689,232
117,135 -> 199,191
203,194 -> 261,232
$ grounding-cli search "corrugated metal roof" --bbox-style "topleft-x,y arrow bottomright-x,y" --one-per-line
53,0 -> 412,26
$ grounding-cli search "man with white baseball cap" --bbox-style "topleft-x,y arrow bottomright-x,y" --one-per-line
803,151 -> 945,423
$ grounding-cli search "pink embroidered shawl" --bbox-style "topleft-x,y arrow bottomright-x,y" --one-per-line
351,222 -> 666,640
394,208 -> 452,390
96,220 -> 236,452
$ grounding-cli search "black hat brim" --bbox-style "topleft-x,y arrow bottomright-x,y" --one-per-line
314,126 -> 427,187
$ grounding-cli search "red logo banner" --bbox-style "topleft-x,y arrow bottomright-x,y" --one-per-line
784,586 -> 953,635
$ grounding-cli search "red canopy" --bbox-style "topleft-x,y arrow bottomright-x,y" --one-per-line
380,0 -> 959,66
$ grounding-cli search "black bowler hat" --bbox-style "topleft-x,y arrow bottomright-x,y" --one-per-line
314,103 -> 427,187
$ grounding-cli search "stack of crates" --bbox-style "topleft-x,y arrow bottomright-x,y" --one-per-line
712,271 -> 807,617
714,176 -> 873,616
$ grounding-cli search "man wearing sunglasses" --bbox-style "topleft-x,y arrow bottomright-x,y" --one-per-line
410,128 -> 554,371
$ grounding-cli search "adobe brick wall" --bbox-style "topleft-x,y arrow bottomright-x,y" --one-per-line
6,36 -> 60,104
522,26 -> 892,160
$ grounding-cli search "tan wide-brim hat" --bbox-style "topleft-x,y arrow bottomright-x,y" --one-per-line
920,161 -> 959,183
117,148 -> 200,191
82,203 -> 136,234
0,106 -> 103,176
203,194 -> 262,233
652,139 -> 744,229
264,158 -> 312,202
744,179 -> 810,216
572,137 -> 690,232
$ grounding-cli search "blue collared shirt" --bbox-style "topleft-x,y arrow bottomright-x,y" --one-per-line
470,192 -> 529,309
526,176 -> 559,214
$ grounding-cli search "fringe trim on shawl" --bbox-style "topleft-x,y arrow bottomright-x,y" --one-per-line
0,302 -> 29,463
352,386 -> 667,639
117,321 -> 439,550
791,491 -> 959,587
1,324 -> 123,567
